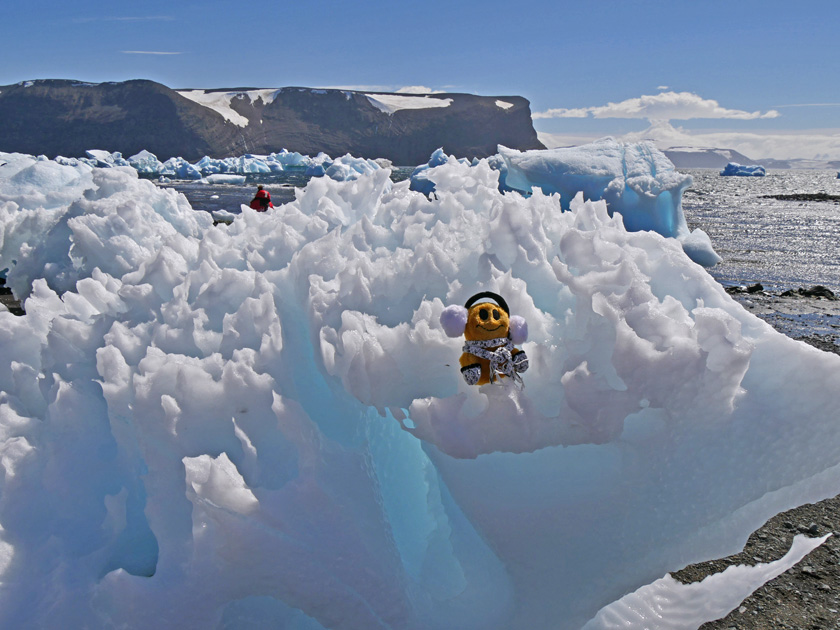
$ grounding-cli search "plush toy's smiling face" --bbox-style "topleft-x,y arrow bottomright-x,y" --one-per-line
465,301 -> 510,341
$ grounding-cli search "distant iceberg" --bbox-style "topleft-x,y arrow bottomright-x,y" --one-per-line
55,149 -> 383,183
720,162 -> 766,177
202,174 -> 247,185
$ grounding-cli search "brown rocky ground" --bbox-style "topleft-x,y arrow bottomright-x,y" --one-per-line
0,278 -> 23,316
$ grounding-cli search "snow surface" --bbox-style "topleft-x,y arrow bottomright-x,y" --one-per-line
495,100 -> 514,110
176,89 -> 282,127
720,162 -> 766,177
365,93 -> 454,115
1,151 -> 840,629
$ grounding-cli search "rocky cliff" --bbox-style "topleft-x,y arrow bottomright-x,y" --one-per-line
0,79 -> 544,165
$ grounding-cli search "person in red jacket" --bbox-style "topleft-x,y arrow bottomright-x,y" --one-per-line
249,185 -> 273,211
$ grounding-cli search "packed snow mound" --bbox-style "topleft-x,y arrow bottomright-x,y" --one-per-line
720,162 -> 766,177
1,152 -> 840,629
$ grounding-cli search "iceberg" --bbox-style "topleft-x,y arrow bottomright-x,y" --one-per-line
408,147 -> 471,195
412,139 -> 721,267
0,152 -> 839,629
323,154 -> 385,181
498,139 -> 695,236
720,162 -> 766,177
85,149 -> 131,168
128,150 -> 165,174
54,149 -> 382,184
161,156 -> 204,180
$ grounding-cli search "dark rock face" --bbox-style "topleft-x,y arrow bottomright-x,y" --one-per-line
0,80 -> 544,165
0,80 -> 219,160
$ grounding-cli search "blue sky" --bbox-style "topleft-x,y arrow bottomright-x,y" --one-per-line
2,0 -> 839,160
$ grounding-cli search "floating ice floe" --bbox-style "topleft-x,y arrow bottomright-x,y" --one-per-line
128,149 -> 165,174
202,174 -> 247,185
0,150 -> 838,630
720,162 -> 766,177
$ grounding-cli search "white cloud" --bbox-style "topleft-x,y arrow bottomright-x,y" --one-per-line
121,51 -> 182,55
591,92 -> 779,120
532,107 -> 590,119
318,84 -> 394,93
318,84 -> 448,94
535,91 -> 779,122
657,85 -> 670,91
537,121 -> 840,161
395,85 -> 443,94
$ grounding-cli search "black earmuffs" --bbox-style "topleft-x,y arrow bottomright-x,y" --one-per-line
464,291 -> 509,314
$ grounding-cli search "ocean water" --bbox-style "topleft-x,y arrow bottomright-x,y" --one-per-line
682,169 -> 840,293
169,167 -> 840,293
163,167 -> 414,216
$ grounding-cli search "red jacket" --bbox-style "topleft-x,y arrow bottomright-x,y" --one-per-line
249,189 -> 273,211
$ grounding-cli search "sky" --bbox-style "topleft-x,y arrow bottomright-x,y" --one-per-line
2,0 -> 839,161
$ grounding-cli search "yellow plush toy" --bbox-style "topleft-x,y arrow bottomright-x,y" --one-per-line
440,291 -> 529,386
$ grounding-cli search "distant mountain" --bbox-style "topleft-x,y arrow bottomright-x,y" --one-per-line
663,147 -> 840,171
0,79 -> 544,165
662,146 -> 760,169
757,157 -> 840,170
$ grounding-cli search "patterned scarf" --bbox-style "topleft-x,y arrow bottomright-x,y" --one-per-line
462,337 -> 524,386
